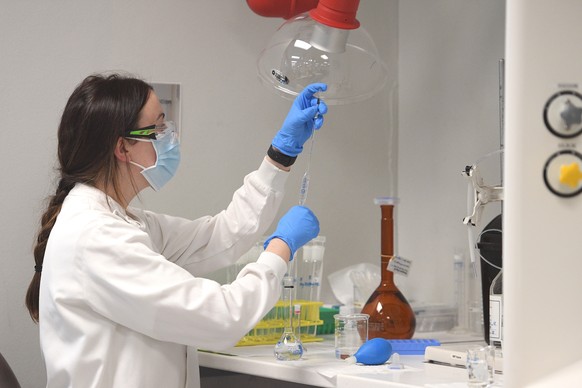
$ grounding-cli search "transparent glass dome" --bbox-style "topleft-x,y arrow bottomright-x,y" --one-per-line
257,13 -> 389,105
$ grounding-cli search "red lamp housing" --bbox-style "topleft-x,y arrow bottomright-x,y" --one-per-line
309,0 -> 360,30
247,0 -> 361,29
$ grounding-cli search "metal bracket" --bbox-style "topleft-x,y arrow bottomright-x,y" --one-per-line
462,164 -> 504,226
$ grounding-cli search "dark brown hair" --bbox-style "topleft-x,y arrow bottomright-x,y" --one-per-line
25,74 -> 152,322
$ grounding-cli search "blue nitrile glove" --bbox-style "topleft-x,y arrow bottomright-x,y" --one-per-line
264,206 -> 320,260
272,83 -> 328,157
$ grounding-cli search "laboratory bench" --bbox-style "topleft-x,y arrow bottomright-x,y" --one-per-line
199,333 -> 501,388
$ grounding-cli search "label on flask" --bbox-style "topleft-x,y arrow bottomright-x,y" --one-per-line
489,295 -> 503,344
387,256 -> 412,277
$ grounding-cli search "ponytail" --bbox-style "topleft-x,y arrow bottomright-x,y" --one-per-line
25,73 -> 153,323
25,178 -> 75,323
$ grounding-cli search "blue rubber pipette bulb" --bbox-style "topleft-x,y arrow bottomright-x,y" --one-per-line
346,338 -> 393,365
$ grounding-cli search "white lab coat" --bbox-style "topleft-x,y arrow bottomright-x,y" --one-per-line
38,158 -> 289,388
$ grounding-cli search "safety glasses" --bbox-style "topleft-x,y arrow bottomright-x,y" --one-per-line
124,120 -> 179,142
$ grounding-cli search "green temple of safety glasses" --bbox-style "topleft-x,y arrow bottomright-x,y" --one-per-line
124,124 -> 159,140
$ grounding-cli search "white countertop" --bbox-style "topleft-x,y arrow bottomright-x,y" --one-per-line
199,334 -> 501,387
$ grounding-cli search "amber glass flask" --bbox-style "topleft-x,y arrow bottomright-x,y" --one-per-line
361,197 -> 416,339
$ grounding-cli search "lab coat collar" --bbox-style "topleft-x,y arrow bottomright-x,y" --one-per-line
68,183 -> 144,228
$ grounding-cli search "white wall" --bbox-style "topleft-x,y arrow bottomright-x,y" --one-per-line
397,0 -> 505,304
0,1 -> 505,386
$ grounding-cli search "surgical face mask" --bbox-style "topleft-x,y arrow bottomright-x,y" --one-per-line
128,120 -> 181,191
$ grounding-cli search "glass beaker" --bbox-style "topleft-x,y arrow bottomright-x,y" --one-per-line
334,313 -> 369,359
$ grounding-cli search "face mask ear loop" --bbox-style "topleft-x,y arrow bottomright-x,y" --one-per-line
126,137 -> 159,172
129,160 -> 147,171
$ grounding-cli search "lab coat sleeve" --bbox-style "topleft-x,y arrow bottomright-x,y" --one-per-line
79,215 -> 287,350
132,157 -> 288,276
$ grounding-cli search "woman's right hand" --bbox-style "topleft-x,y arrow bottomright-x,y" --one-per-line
264,206 -> 320,261
271,83 -> 328,158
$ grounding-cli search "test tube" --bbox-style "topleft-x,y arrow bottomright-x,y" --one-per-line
294,304 -> 302,340
299,236 -> 326,302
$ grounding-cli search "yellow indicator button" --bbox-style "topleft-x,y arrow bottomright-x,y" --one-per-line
559,162 -> 582,188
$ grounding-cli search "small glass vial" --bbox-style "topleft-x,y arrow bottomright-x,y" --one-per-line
489,270 -> 503,348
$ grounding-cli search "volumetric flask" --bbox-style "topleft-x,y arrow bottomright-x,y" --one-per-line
361,198 -> 415,339
334,313 -> 369,360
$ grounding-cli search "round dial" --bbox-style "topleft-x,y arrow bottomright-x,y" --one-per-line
543,91 -> 582,138
543,150 -> 582,197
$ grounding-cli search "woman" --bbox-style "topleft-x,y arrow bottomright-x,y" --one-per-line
25,73 -> 328,388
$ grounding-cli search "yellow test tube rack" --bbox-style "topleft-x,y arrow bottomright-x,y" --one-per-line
236,300 -> 324,346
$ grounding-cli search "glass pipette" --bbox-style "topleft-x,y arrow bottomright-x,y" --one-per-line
299,97 -> 320,206
298,132 -> 315,206
274,97 -> 320,360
